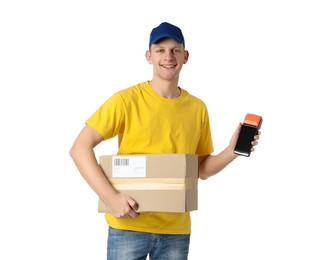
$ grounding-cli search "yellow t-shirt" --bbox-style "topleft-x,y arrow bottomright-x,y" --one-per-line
86,81 -> 214,234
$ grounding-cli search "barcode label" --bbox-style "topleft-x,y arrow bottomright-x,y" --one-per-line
113,158 -> 129,166
112,156 -> 146,178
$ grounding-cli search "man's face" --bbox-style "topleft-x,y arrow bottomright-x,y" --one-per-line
146,38 -> 189,81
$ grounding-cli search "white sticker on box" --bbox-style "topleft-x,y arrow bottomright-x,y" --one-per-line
112,156 -> 146,178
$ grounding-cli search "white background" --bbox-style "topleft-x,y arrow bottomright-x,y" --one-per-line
1,0 -> 324,259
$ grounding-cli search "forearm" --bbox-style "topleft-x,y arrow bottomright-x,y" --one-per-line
199,146 -> 238,180
70,144 -> 117,206
70,125 -> 139,218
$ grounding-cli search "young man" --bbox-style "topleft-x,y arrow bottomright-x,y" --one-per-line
70,22 -> 260,260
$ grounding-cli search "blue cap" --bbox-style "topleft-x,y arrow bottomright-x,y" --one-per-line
149,22 -> 185,48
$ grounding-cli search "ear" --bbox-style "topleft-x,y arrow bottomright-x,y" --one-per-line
183,50 -> 189,64
145,50 -> 153,64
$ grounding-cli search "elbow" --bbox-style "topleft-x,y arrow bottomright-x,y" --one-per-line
199,176 -> 208,181
199,172 -> 209,180
198,155 -> 210,180
69,144 -> 78,161
69,149 -> 74,160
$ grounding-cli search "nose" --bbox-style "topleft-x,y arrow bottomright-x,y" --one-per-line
164,50 -> 175,60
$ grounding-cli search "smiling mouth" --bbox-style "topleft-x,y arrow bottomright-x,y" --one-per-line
161,64 -> 176,68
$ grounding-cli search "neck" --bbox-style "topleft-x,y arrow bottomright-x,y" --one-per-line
149,79 -> 181,99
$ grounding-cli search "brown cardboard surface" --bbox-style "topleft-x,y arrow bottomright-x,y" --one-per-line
98,154 -> 198,213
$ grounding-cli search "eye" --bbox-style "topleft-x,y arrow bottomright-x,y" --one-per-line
156,49 -> 164,53
173,49 -> 181,53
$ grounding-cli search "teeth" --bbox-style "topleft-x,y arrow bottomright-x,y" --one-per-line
162,65 -> 175,68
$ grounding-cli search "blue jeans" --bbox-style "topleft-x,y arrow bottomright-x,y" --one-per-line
107,227 -> 190,260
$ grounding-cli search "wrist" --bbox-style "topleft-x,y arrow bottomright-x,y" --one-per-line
225,145 -> 239,160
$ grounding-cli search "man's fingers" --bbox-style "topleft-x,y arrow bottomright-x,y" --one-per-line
129,211 -> 140,218
125,196 -> 138,210
126,197 -> 139,218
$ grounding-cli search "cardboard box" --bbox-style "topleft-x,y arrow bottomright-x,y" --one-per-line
98,154 -> 198,213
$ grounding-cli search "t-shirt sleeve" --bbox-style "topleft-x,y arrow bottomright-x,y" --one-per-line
195,106 -> 214,156
85,93 -> 125,140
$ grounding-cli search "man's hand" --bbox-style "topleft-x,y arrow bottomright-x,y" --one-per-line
106,193 -> 140,219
